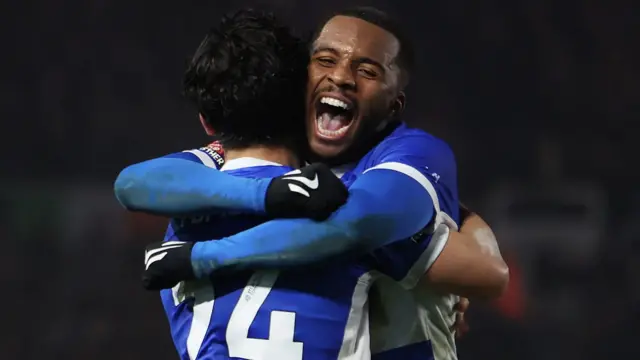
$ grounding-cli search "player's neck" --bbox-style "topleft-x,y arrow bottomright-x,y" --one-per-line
225,146 -> 300,168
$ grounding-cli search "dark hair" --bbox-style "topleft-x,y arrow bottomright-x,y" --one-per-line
183,9 -> 307,150
311,6 -> 415,85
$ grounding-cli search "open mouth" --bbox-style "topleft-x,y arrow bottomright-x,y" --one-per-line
314,96 -> 356,140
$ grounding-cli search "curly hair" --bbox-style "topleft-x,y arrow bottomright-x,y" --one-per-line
184,9 -> 308,150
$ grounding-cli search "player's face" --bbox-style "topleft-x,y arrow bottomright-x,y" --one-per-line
307,16 -> 406,159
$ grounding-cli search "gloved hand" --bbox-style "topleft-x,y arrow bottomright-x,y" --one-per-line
264,163 -> 348,221
142,240 -> 195,290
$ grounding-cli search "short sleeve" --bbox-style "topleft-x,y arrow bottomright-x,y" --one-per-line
364,130 -> 460,288
367,131 -> 458,221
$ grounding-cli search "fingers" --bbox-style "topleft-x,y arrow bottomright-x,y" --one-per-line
451,297 -> 470,339
454,297 -> 470,312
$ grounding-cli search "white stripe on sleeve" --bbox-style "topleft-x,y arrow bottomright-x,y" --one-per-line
364,162 -> 440,213
183,149 -> 217,168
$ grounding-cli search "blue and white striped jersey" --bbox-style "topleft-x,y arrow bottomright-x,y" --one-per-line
160,123 -> 459,360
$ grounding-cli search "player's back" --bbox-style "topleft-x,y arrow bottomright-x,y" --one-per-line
160,156 -> 374,360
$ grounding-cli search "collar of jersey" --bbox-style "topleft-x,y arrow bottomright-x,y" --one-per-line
330,163 -> 355,179
221,157 -> 283,171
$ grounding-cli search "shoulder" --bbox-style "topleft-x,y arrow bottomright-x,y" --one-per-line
166,141 -> 225,169
372,124 -> 456,169
226,165 -> 293,179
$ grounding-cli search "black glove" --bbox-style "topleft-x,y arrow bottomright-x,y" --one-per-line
142,240 -> 195,290
265,163 -> 348,221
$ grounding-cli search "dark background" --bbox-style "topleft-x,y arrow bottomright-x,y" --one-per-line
2,0 -> 638,359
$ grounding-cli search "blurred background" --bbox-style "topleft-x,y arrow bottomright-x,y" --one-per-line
2,0 -> 638,359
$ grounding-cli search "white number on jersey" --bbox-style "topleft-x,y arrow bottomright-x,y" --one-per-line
173,270 -> 303,360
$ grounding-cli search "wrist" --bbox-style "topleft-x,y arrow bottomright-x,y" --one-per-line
191,240 -> 225,279
253,178 -> 271,213
200,176 -> 270,214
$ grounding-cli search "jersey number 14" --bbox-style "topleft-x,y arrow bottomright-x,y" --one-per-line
174,270 -> 304,360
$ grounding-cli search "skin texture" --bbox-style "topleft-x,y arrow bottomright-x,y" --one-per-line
306,16 -> 406,160
426,212 -> 509,338
425,213 -> 509,298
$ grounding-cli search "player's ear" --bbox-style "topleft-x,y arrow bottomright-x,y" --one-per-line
393,91 -> 406,117
199,114 -> 216,135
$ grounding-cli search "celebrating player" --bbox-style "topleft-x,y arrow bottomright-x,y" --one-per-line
115,7 -> 507,359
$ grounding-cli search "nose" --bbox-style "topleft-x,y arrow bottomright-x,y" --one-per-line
328,63 -> 356,90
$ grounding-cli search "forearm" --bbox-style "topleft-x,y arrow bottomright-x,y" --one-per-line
191,169 -> 436,277
191,218 -> 357,277
114,157 -> 268,216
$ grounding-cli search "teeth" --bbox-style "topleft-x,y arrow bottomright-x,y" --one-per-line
320,97 -> 350,110
316,116 -> 350,137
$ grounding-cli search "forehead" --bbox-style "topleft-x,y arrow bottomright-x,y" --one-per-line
314,16 -> 400,65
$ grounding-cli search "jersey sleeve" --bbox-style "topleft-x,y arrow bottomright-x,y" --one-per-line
114,141 -> 269,216
365,131 -> 460,289
188,130 -> 459,280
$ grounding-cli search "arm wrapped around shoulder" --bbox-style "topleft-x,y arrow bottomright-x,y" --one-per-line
423,208 -> 509,299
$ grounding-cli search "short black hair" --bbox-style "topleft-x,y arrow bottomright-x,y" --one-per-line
311,6 -> 415,84
184,9 -> 307,150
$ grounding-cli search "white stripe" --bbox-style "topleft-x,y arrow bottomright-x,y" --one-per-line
364,162 -> 460,289
145,244 -> 182,264
364,162 -> 440,213
187,283 -> 215,360
287,183 -> 310,197
221,157 -> 283,171
171,282 -> 182,306
145,252 -> 167,270
398,223 -> 450,289
163,240 -> 186,246
337,272 -> 375,359
184,149 -> 217,168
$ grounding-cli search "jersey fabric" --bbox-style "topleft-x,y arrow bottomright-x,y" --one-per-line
368,258 -> 461,360
331,123 -> 461,360
159,121 -> 459,360
159,154 -> 374,360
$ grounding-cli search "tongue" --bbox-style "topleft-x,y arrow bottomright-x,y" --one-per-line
320,112 -> 348,131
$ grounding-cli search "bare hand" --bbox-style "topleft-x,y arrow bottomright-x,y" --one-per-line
451,297 -> 470,338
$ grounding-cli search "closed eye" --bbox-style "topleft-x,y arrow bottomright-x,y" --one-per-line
358,68 -> 378,78
315,57 -> 336,67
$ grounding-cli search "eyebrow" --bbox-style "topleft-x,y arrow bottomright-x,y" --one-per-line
311,46 -> 339,56
312,46 -> 386,71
